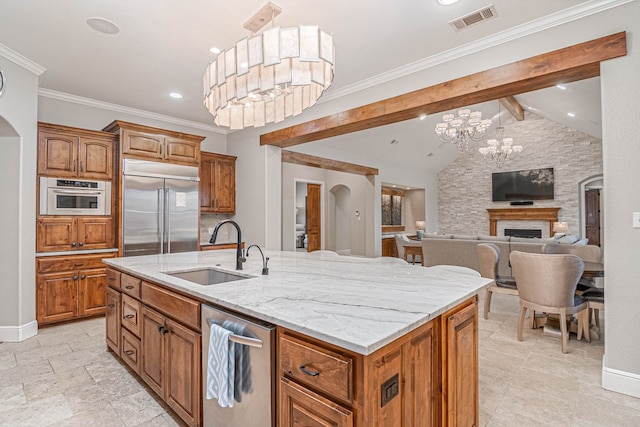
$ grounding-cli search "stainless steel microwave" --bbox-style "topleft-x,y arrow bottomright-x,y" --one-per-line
39,177 -> 111,216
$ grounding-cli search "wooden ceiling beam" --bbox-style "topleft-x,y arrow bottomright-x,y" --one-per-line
281,150 -> 379,176
499,96 -> 525,121
261,32 -> 626,148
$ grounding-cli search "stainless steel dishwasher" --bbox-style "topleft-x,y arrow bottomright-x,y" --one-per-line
201,304 -> 276,427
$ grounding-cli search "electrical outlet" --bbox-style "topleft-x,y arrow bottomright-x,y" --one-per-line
633,212 -> 640,229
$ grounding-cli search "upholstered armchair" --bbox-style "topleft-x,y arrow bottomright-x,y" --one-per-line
477,243 -> 518,320
510,251 -> 589,354
394,233 -> 421,264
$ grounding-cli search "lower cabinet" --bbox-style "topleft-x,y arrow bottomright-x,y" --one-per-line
382,237 -> 398,257
106,269 -> 201,427
278,297 -> 478,427
279,377 -> 353,427
36,252 -> 115,325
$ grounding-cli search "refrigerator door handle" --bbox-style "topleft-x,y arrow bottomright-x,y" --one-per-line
158,187 -> 164,252
165,188 -> 171,254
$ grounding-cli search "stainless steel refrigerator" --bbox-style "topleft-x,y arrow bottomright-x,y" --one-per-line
122,159 -> 199,257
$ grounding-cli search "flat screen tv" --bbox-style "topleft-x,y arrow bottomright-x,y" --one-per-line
492,168 -> 554,202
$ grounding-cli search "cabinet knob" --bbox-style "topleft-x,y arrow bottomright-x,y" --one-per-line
157,325 -> 169,335
80,275 -> 86,279
78,242 -> 84,247
73,275 -> 78,280
124,350 -> 134,356
71,242 -> 76,247
107,304 -> 115,308
124,314 -> 135,319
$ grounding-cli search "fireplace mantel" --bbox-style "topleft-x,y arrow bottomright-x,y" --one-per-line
487,207 -> 560,236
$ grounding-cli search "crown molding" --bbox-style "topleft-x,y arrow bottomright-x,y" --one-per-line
321,0 -> 633,103
38,88 -> 226,134
0,43 -> 46,76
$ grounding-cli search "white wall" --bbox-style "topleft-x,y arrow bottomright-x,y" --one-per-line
0,54 -> 39,341
38,96 -> 227,153
281,162 -> 374,256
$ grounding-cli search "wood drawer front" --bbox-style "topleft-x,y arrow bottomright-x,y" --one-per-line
121,294 -> 142,337
121,328 -> 141,374
37,253 -> 111,274
280,334 -> 353,403
141,282 -> 200,331
106,268 -> 121,289
279,377 -> 353,427
120,273 -> 141,298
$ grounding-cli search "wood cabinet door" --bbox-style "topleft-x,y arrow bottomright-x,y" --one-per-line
403,323 -> 439,427
306,183 -> 321,252
105,287 -> 121,353
37,131 -> 78,177
199,156 -> 215,210
77,217 -> 114,250
214,157 -> 236,213
585,189 -> 601,247
279,377 -> 353,427
37,217 -> 77,252
36,271 -> 77,324
165,138 -> 200,165
78,136 -> 113,180
121,129 -> 164,160
141,306 -> 166,397
382,238 -> 398,258
165,319 -> 201,427
442,301 -> 478,427
77,267 -> 107,317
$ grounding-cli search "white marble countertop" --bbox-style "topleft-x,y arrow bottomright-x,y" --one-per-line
103,250 -> 490,355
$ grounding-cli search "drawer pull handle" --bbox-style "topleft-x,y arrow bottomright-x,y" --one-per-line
124,350 -> 134,356
124,314 -> 135,319
108,304 -> 115,308
108,278 -> 115,282
157,325 -> 169,335
125,285 -> 134,290
75,263 -> 84,267
299,365 -> 320,377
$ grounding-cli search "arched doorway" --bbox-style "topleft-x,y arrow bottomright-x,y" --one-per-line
329,185 -> 351,254
579,175 -> 603,247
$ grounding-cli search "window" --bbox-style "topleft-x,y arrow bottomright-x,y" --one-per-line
382,188 -> 403,226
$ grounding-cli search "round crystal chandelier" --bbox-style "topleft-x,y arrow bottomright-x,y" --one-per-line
203,5 -> 335,130
434,109 -> 492,152
478,104 -> 523,168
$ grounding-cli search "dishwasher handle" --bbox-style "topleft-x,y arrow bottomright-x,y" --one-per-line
206,318 -> 263,348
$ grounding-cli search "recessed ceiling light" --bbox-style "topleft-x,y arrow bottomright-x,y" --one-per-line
556,84 -> 567,90
209,47 -> 221,54
437,0 -> 461,5
86,17 -> 120,35
169,92 -> 183,99
419,114 -> 427,120
406,187 -> 411,190
567,112 -> 576,117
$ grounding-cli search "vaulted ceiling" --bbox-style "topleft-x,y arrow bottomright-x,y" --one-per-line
1,0 -> 606,171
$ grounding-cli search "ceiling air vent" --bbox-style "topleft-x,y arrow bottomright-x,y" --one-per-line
449,5 -> 497,31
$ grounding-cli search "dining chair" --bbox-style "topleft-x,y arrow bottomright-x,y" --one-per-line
510,251 -> 589,354
477,243 -> 518,320
541,243 -> 602,290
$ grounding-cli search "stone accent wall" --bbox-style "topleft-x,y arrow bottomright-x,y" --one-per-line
437,112 -> 602,236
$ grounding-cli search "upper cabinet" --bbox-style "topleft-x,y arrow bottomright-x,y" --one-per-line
200,152 -> 236,214
38,123 -> 115,180
103,120 -> 204,167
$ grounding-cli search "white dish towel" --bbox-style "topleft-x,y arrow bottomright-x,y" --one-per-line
206,323 -> 235,408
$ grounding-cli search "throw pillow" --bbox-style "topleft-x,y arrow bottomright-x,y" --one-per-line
558,234 -> 580,244
574,238 -> 589,245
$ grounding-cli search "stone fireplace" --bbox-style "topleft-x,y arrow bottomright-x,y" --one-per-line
487,207 -> 560,238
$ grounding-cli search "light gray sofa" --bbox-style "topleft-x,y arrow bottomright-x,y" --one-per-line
419,234 -> 586,277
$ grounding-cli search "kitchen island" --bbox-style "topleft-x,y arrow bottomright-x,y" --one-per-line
104,250 -> 490,427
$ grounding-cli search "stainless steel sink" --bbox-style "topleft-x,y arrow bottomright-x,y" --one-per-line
164,268 -> 251,285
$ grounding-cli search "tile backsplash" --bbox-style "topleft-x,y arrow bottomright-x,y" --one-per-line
200,214 -> 237,244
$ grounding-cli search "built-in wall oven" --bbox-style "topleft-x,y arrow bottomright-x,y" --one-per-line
39,177 -> 111,216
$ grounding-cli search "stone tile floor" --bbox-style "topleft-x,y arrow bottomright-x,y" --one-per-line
1,293 -> 639,426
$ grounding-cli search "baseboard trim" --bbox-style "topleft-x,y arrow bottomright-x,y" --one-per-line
0,320 -> 38,342
602,355 -> 640,398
